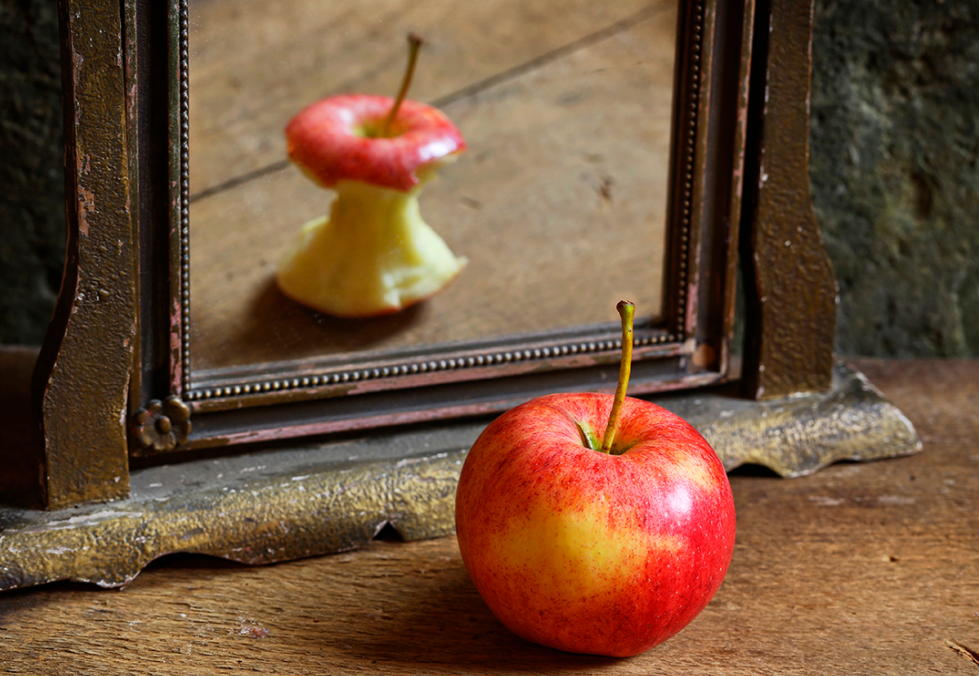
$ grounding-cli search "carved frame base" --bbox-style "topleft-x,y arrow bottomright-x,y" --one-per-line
0,364 -> 919,591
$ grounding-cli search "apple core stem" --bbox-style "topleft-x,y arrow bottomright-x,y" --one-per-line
600,300 -> 635,454
381,33 -> 424,137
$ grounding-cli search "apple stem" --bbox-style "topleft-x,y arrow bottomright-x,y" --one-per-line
381,33 -> 424,138
600,300 -> 635,455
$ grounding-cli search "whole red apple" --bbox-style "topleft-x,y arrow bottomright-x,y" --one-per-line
455,302 -> 736,657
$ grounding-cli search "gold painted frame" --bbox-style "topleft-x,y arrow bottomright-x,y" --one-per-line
2,0 -> 923,592
35,0 -> 753,509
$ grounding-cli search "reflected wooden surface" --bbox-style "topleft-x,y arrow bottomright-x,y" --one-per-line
188,0 -> 676,374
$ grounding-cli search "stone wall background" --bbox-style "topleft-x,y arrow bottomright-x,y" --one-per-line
1,0 -> 977,356
811,0 -> 979,357
0,0 -> 65,346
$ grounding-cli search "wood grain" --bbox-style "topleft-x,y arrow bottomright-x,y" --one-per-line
188,0 -> 659,192
2,359 -> 977,674
188,0 -> 676,373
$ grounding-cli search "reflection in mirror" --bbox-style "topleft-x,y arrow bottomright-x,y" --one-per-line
188,0 -> 676,376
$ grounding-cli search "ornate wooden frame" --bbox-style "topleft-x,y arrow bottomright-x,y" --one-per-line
34,0 -> 761,508
0,0 -> 921,593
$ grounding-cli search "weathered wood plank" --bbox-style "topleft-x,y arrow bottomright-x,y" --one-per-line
188,0 -> 662,192
1,359 -> 977,675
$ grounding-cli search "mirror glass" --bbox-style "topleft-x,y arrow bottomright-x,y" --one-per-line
188,0 -> 677,376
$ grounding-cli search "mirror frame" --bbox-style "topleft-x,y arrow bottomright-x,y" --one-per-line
31,0 -> 834,510
170,0 -> 743,443
7,0 -> 929,594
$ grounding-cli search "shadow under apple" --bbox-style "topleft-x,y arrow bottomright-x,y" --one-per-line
192,277 -> 429,371
341,543 -> 623,672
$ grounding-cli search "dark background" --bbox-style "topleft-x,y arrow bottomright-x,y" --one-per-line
2,0 -> 977,356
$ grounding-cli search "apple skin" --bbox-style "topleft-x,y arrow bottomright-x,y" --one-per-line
455,392 -> 736,657
285,94 -> 466,192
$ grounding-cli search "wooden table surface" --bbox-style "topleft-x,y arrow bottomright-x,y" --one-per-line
187,0 -> 674,376
2,358 -> 978,674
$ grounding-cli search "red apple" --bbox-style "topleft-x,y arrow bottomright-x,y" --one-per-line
285,94 -> 465,192
277,34 -> 467,317
455,302 -> 736,657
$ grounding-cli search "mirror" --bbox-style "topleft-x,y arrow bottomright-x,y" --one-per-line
29,0 -> 764,510
187,1 -> 677,376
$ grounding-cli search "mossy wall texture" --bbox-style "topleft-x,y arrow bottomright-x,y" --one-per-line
0,0 -> 65,345
1,0 -> 976,356
810,0 -> 979,356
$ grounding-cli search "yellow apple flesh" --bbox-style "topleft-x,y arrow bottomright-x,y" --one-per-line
276,175 -> 465,317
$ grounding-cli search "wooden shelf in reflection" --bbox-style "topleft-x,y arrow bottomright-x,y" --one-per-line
188,0 -> 676,373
